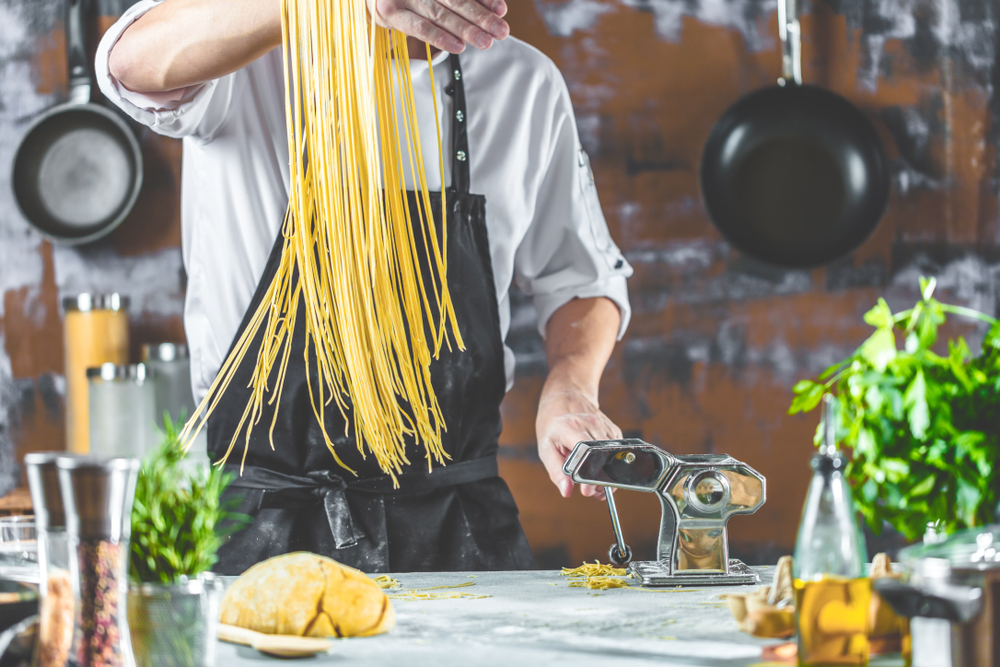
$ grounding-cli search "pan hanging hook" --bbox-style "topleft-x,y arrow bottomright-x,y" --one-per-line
777,0 -> 802,86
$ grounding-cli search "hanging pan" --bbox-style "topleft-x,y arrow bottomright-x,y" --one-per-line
699,0 -> 890,268
12,0 -> 143,245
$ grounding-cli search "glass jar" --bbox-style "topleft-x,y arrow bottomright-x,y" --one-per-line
57,455 -> 140,667
0,515 -> 38,582
140,343 -> 207,461
26,452 -> 75,667
63,294 -> 130,454
140,343 -> 195,425
128,574 -> 222,667
87,364 -> 157,460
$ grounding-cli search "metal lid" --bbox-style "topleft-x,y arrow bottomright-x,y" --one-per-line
141,342 -> 189,363
900,525 -> 1000,574
62,293 -> 130,312
56,455 -> 140,540
24,452 -> 66,529
55,455 -> 140,473
129,575 -> 205,597
86,363 -> 150,383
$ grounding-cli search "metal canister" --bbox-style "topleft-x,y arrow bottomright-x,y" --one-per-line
63,294 -> 130,454
25,452 -> 74,667
140,342 -> 207,458
57,455 -> 139,667
875,525 -> 1000,667
87,363 -> 157,460
140,343 -> 195,426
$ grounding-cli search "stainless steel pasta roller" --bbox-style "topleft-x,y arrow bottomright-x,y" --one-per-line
562,439 -> 766,587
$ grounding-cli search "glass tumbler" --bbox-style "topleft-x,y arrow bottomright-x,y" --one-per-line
0,515 -> 39,583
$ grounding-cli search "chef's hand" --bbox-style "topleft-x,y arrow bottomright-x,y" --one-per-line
537,388 -> 622,500
369,0 -> 510,54
112,0 -> 508,95
536,297 -> 623,500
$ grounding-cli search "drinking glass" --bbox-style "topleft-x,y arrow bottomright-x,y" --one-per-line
0,516 -> 39,583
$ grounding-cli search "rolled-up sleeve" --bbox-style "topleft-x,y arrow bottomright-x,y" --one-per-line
95,0 -> 238,142
513,77 -> 633,341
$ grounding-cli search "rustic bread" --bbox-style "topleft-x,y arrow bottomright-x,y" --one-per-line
220,552 -> 395,638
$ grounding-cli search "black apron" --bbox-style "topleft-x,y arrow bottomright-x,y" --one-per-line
208,55 -> 536,575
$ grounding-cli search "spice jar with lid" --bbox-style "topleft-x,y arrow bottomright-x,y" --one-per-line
58,455 -> 140,667
140,343 -> 206,458
63,294 -> 130,454
87,363 -> 157,460
25,452 -> 75,667
139,343 -> 195,423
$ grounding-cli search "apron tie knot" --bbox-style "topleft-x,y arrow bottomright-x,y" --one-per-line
307,470 -> 363,549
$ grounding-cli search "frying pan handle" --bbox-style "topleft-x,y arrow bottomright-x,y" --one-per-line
777,0 -> 802,86
66,0 -> 93,104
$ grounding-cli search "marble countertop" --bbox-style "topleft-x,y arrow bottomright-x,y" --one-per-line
217,567 -> 804,667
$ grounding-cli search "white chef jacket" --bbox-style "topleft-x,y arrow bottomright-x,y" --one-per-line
96,1 -> 633,403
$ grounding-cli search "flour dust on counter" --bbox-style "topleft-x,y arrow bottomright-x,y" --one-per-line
216,569 -> 785,666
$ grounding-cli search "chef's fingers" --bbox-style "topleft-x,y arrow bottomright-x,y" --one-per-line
537,437 -> 574,498
578,414 -> 621,499
376,0 -> 508,53
424,0 -> 510,39
378,7 -> 467,52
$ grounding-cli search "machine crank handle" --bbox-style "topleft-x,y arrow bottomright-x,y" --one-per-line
604,486 -> 632,566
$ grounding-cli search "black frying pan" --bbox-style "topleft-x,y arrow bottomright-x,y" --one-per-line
12,0 -> 142,245
700,0 -> 890,268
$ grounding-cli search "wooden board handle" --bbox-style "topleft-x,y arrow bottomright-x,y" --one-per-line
218,623 -> 334,658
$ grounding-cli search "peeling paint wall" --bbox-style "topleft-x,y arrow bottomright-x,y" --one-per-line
499,0 -> 999,567
1,0 -> 998,567
0,0 -> 183,493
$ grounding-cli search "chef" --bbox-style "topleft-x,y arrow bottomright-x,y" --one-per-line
97,0 -> 633,574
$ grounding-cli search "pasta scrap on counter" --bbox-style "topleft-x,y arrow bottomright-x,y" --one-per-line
559,562 -> 702,592
386,581 -> 490,601
560,561 -> 632,590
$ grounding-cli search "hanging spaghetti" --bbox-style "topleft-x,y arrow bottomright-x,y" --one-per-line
180,0 -> 462,482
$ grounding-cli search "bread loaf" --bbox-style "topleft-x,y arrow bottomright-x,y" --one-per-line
220,552 -> 395,638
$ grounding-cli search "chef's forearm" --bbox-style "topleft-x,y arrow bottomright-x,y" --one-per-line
109,0 -> 282,93
540,297 -> 621,401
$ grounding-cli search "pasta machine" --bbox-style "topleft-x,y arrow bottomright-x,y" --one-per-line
562,439 -> 766,587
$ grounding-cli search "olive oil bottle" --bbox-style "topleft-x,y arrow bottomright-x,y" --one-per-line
793,395 -> 870,666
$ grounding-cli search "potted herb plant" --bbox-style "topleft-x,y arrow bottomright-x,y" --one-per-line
127,415 -> 246,667
790,277 -> 1000,541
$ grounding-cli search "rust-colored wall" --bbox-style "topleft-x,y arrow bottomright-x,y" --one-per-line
2,0 -> 998,569
499,0 -> 999,567
0,0 -> 186,490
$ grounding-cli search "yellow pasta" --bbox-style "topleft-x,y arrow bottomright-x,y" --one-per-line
180,0 -> 461,481
386,582 -> 489,601
560,562 -> 704,592
560,561 -> 632,590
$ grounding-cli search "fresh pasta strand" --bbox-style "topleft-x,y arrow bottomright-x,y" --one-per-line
180,0 -> 462,483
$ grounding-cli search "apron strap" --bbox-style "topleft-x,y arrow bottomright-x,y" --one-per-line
445,53 -> 470,195
225,457 -> 498,550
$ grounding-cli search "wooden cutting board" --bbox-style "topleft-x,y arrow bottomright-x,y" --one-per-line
217,623 -> 334,658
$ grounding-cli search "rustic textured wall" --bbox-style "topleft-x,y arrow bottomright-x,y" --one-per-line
0,0 -> 185,497
1,0 -> 998,567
